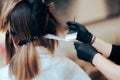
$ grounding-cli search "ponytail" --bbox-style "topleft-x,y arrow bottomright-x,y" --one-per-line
9,43 -> 40,80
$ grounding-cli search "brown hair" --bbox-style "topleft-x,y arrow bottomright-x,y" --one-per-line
0,0 -> 62,80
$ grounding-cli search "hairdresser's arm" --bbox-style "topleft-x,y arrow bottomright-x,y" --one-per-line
92,37 -> 120,65
67,21 -> 112,57
67,21 -> 120,64
74,42 -> 120,80
91,37 -> 112,58
93,53 -> 120,80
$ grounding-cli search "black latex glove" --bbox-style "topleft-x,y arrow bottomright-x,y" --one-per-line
74,42 -> 97,63
67,21 -> 93,43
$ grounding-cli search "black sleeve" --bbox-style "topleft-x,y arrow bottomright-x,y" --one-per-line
108,45 -> 120,65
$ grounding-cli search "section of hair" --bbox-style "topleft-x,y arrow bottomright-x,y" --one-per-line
9,43 -> 40,80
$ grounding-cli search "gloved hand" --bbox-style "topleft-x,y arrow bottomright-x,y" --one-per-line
74,42 -> 98,63
67,21 -> 93,43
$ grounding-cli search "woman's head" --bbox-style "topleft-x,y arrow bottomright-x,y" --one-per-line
9,0 -> 60,45
1,0 -> 60,60
0,0 -> 63,79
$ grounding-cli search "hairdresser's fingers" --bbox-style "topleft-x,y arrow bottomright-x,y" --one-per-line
67,21 -> 77,26
74,42 -> 98,63
67,21 -> 78,34
74,42 -> 82,49
67,21 -> 86,33
67,21 -> 84,29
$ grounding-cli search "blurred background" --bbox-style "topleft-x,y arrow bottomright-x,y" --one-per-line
54,0 -> 120,45
0,0 -> 120,80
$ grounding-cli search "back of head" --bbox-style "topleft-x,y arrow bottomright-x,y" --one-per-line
0,0 -> 61,80
9,0 -> 59,42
